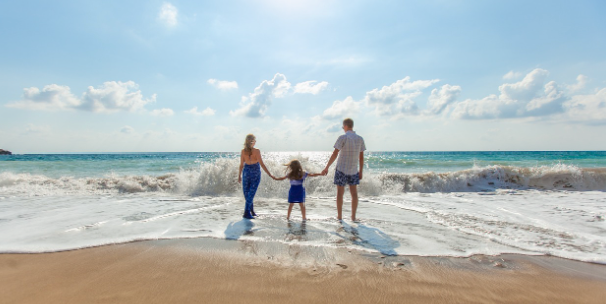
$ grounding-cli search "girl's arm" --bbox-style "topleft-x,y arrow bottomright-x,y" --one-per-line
257,149 -> 275,179
238,151 -> 244,183
273,176 -> 288,181
306,172 -> 323,177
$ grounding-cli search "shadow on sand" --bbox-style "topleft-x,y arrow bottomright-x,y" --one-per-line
335,221 -> 400,256
224,219 -> 255,240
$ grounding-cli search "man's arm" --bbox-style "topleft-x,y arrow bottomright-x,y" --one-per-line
322,149 -> 339,175
359,151 -> 364,180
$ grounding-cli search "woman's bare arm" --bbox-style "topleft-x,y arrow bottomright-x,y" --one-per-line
238,151 -> 244,183
256,149 -> 274,179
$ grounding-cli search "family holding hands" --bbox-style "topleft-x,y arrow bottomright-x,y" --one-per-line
238,118 -> 366,222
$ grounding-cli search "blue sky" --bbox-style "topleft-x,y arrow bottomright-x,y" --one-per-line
1,0 -> 605,152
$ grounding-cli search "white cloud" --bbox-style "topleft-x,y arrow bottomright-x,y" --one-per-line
322,96 -> 360,119
364,76 -> 439,116
451,68 -> 567,119
567,74 -> 588,92
499,68 -> 549,102
150,108 -> 175,117
450,94 -> 501,119
427,84 -> 462,115
158,3 -> 178,27
326,123 -> 342,133
230,73 -> 291,118
185,106 -> 215,116
563,88 -> 606,123
207,79 -> 238,91
294,80 -> 329,94
7,84 -> 81,111
80,81 -> 156,113
7,81 -> 155,113
121,125 -> 135,134
503,70 -> 523,80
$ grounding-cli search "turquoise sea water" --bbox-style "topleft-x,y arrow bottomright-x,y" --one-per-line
2,151 -> 606,178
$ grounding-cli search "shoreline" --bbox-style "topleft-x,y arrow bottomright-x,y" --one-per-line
2,238 -> 605,303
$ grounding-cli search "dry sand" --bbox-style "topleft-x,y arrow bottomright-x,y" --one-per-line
1,239 -> 605,304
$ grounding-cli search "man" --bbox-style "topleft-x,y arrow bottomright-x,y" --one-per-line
322,118 -> 366,221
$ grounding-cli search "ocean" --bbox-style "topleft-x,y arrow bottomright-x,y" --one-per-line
1,151 -> 605,263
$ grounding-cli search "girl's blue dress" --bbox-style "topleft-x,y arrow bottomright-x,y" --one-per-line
288,172 -> 308,203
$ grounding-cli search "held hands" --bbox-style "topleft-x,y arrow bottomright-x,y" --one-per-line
321,168 -> 328,176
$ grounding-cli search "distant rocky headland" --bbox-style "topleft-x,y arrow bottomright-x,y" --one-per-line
0,149 -> 12,155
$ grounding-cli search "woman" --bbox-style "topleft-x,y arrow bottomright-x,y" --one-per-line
238,134 -> 275,219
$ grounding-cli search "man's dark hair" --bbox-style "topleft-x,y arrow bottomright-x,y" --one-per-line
343,118 -> 354,129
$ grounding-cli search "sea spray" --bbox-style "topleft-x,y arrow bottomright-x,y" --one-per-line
2,161 -> 605,197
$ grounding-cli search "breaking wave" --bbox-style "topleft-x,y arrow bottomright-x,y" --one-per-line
1,159 -> 605,197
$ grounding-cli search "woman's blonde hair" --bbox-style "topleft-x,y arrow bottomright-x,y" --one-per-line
243,134 -> 256,156
285,159 -> 304,180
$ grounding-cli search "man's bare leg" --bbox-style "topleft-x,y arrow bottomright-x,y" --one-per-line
350,185 -> 358,221
336,186 -> 345,220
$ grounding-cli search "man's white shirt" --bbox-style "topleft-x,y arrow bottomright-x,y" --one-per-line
333,130 -> 366,175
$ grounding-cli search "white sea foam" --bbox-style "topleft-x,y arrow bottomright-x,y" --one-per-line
1,159 -> 605,262
1,160 -> 605,197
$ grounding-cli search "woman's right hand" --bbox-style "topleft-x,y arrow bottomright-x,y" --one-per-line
238,176 -> 242,183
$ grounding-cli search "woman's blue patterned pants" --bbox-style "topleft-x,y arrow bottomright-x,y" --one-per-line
242,163 -> 261,214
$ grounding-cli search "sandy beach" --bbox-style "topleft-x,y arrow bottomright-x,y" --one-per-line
2,238 -> 605,304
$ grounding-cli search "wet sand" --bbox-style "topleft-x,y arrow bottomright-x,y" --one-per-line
1,239 -> 605,304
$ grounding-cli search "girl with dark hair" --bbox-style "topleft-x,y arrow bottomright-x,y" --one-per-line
273,159 -> 322,220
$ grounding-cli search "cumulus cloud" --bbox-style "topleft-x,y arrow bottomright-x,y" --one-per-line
326,123 -> 342,133
563,88 -> 606,123
503,70 -> 523,80
230,73 -> 291,118
451,68 -> 567,119
229,73 -> 331,118
80,81 -> 156,113
322,96 -> 360,119
7,84 -> 81,111
294,81 -> 329,94
185,106 -> 215,116
567,75 -> 588,92
427,84 -> 462,115
7,81 -> 156,113
207,79 -> 238,91
364,76 -> 439,116
158,3 -> 178,27
150,108 -> 174,117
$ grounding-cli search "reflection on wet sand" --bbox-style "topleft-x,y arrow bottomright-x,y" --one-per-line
334,221 -> 400,256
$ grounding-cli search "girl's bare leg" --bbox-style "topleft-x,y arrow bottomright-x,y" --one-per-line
287,204 -> 294,220
300,203 -> 306,221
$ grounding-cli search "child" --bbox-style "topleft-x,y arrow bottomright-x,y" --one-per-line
273,160 -> 322,221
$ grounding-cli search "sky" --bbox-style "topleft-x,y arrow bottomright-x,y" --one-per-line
1,0 -> 605,153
